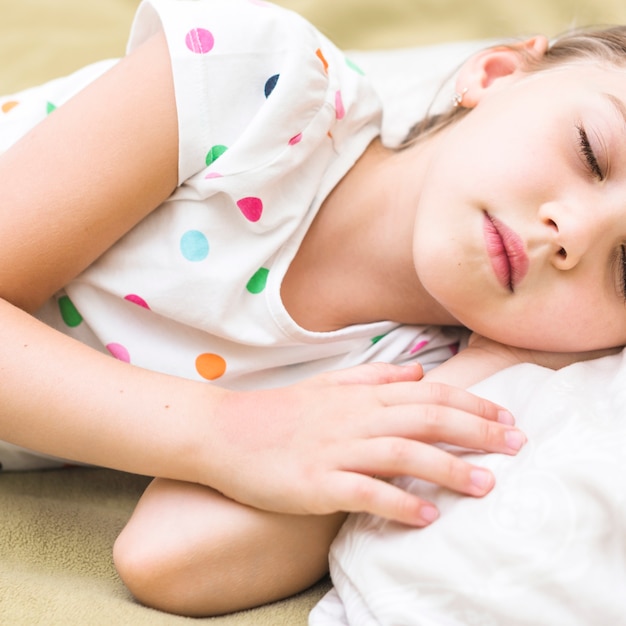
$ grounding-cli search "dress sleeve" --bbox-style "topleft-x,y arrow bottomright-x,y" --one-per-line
126,0 -> 372,186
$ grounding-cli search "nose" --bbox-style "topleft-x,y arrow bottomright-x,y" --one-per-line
538,200 -> 600,270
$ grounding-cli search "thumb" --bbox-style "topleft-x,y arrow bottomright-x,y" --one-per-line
324,362 -> 424,386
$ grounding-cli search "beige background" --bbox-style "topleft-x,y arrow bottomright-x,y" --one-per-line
3,0 -> 626,93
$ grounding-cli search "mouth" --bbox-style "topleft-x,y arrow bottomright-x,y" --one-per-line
483,212 -> 529,292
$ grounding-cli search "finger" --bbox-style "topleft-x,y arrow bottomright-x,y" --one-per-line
320,362 -> 424,386
374,380 -> 515,425
320,471 -> 440,527
365,405 -> 526,455
340,437 -> 496,498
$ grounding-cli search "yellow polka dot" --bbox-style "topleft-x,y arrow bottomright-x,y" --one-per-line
195,353 -> 227,380
1,101 -> 19,114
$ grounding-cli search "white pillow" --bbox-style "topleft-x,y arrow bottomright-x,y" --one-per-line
311,354 -> 626,625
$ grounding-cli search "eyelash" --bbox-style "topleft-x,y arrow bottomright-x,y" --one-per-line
576,124 -> 604,181
620,246 -> 626,302
574,125 -> 626,299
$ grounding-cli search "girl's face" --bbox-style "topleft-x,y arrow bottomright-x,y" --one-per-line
412,61 -> 626,351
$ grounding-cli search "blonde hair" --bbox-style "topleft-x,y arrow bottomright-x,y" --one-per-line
401,25 -> 626,148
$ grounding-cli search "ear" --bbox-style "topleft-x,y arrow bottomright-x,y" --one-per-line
455,36 -> 549,107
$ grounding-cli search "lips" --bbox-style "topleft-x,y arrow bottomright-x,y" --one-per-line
483,212 -> 529,291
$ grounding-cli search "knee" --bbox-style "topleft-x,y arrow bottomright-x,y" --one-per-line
113,524 -> 164,611
112,478 -> 345,616
113,511 -> 279,617
113,522 -> 196,616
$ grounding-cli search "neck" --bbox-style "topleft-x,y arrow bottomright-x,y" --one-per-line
281,137 -> 460,332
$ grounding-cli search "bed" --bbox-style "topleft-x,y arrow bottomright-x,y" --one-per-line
2,1 -> 626,624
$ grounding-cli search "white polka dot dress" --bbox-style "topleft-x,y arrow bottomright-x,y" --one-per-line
0,0 -> 465,469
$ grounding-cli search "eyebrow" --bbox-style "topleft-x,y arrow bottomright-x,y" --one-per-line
604,92 -> 626,129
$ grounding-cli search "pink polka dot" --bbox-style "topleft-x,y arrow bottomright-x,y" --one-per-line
185,28 -> 215,54
106,343 -> 130,363
449,342 -> 460,356
410,340 -> 429,355
237,197 -> 263,222
335,90 -> 345,120
124,294 -> 150,309
205,172 -> 223,179
288,133 -> 303,145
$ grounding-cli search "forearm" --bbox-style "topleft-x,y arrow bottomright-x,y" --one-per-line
422,339 -> 531,389
423,333 -> 617,389
0,298 -> 223,484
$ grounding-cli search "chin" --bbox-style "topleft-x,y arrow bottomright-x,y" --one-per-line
476,329 -> 609,354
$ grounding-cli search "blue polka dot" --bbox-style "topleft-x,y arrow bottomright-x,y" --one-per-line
180,230 -> 209,261
264,74 -> 280,98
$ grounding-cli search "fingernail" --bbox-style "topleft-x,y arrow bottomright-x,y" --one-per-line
505,429 -> 527,452
497,410 -> 515,425
420,505 -> 439,524
470,468 -> 494,492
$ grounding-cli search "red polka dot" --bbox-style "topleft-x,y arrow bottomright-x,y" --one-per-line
237,197 -> 263,222
124,294 -> 150,309
288,133 -> 303,145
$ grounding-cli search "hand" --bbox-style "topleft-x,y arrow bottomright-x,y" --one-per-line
203,362 -> 526,527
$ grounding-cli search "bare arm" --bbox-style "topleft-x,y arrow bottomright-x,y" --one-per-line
0,31 -> 178,313
0,31 -> 214,480
424,332 -> 618,388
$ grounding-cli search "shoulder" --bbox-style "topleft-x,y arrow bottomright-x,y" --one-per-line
127,0 -> 382,185
127,0 -> 328,62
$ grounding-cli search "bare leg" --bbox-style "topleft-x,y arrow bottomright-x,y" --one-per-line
113,478 -> 346,617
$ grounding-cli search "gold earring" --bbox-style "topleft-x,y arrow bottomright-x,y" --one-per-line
452,87 -> 468,108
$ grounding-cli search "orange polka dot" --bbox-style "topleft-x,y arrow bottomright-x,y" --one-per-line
1,101 -> 19,113
316,48 -> 328,73
195,353 -> 227,380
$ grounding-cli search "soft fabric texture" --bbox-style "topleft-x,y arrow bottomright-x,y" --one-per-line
2,1 -> 626,625
311,353 -> 626,625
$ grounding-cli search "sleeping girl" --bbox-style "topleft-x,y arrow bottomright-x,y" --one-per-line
0,0 -> 621,616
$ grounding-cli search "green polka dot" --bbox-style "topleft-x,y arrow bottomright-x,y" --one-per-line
58,295 -> 83,327
46,102 -> 57,115
371,334 -> 387,345
205,144 -> 228,166
246,267 -> 269,294
345,58 -> 365,75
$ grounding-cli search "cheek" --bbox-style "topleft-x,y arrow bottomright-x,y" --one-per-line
413,236 -> 481,313
453,102 -> 559,204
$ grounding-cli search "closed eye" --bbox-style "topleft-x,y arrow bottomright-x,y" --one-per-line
576,124 -> 604,181
620,244 -> 626,301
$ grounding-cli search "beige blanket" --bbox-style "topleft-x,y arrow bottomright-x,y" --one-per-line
1,1 -> 625,624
